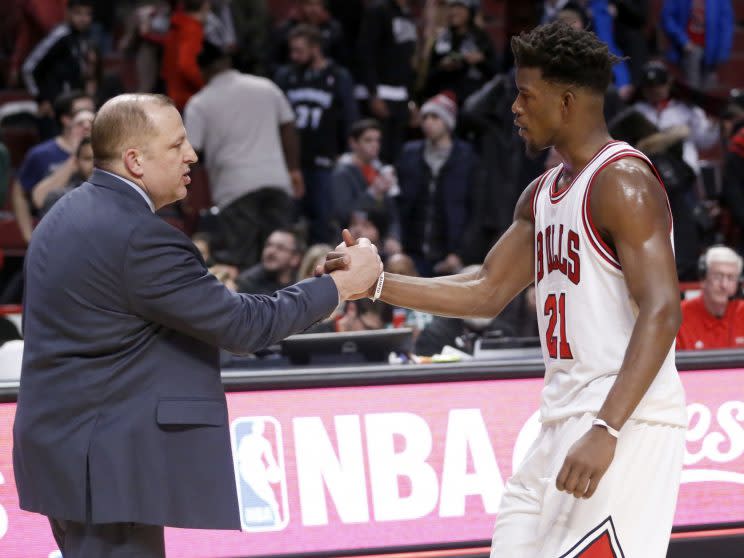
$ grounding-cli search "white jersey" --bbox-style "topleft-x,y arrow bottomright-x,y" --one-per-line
532,140 -> 687,426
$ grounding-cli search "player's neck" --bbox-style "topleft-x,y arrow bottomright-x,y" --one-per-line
554,128 -> 612,179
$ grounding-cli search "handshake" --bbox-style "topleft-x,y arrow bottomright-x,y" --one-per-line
319,230 -> 383,302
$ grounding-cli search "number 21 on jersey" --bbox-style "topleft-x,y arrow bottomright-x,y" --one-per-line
544,292 -> 573,359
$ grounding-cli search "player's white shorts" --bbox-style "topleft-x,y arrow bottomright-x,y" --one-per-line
491,412 -> 685,557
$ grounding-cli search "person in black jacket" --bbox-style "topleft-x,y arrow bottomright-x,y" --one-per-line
720,89 -> 744,251
274,24 -> 358,244
424,0 -> 500,105
267,0 -> 348,76
358,0 -> 418,163
22,0 -> 95,117
395,92 -> 479,277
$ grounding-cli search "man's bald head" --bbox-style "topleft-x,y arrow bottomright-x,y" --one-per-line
91,94 -> 175,169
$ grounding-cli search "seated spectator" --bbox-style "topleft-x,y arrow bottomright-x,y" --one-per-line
661,0 -> 733,90
633,60 -> 718,181
396,92 -> 478,276
424,0 -> 499,104
11,91 -> 95,244
298,243 -> 333,280
161,0 -> 210,111
413,264 -> 538,356
307,298 -> 389,333
21,0 -> 94,116
677,246 -> 744,350
39,135 -> 94,216
330,119 -> 402,254
235,228 -> 306,295
348,207 -> 390,256
384,253 -> 434,334
268,0 -> 348,75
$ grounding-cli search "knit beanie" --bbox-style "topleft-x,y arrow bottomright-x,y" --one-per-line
421,91 -> 458,131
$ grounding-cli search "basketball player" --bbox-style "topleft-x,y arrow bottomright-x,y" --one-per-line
323,22 -> 687,557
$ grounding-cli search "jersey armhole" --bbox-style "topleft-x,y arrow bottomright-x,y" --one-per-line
581,150 -> 674,271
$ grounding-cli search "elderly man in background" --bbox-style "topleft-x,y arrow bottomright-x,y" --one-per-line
677,245 -> 744,350
13,93 -> 381,558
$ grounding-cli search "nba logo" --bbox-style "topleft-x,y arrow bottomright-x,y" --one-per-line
231,416 -> 289,531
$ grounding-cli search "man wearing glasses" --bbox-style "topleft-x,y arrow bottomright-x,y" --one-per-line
677,245 -> 744,350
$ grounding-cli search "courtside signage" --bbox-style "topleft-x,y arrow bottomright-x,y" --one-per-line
0,368 -> 742,557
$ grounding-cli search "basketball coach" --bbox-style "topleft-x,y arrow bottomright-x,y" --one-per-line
13,93 -> 382,557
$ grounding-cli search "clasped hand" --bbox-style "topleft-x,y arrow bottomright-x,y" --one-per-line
324,230 -> 382,301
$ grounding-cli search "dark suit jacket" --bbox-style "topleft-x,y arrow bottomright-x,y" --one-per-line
13,169 -> 338,528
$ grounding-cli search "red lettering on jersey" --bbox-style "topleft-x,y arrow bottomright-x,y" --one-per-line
536,231 -> 544,282
567,230 -> 580,285
537,225 -> 581,285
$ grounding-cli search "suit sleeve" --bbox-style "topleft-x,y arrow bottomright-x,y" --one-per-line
123,216 -> 339,354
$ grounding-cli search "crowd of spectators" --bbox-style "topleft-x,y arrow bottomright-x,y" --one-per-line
0,0 -> 743,355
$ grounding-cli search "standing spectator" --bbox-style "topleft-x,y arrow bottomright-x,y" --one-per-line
358,0 -> 418,163
720,89 -> 744,250
268,0 -> 348,75
235,228 -> 305,295
396,92 -> 477,276
661,0 -> 734,90
459,72 -> 546,263
161,0 -> 210,111
548,1 -> 633,99
330,119 -> 402,254
21,0 -> 95,138
229,0 -> 270,74
118,1 -> 171,93
608,107 -> 701,280
9,0 -> 66,87
184,41 -> 302,269
11,91 -> 95,245
677,246 -> 744,350
633,60 -> 718,181
275,24 -> 358,244
611,0 -> 649,86
425,0 -> 499,105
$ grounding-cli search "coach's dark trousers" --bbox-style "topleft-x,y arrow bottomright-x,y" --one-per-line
49,517 -> 165,558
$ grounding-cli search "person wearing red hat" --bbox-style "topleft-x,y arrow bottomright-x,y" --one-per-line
395,90 -> 479,277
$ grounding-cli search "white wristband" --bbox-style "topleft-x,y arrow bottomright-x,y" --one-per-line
371,272 -> 385,302
592,418 -> 620,438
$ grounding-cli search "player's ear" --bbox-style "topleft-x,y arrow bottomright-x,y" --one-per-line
560,88 -> 576,117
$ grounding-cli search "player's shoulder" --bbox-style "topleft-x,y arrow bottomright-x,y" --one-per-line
592,149 -> 663,204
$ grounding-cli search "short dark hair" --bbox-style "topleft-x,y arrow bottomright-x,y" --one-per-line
349,119 -> 382,141
53,90 -> 91,126
271,227 -> 307,256
288,23 -> 323,47
511,22 -> 621,94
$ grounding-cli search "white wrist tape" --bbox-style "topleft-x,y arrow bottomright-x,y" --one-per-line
371,272 -> 385,302
592,418 -> 620,438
